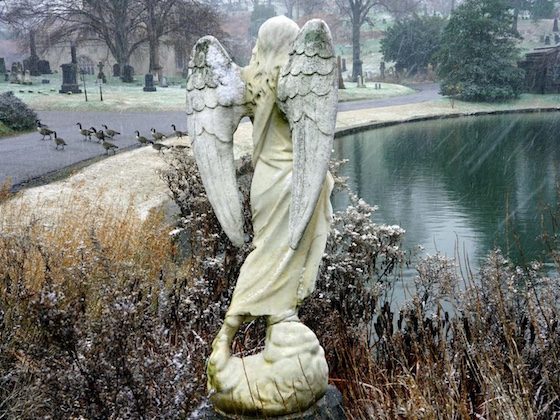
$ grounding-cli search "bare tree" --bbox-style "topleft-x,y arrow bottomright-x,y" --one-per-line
48,0 -> 146,71
139,0 -> 224,78
335,0 -> 377,81
1,0 -> 56,74
336,0 -> 419,81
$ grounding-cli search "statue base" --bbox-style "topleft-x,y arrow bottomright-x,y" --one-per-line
194,385 -> 345,419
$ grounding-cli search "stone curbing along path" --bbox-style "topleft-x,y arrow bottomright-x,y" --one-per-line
2,97 -> 560,225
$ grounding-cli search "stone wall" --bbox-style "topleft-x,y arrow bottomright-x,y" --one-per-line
518,45 -> 560,94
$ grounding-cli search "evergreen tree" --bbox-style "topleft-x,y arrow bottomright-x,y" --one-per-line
437,0 -> 525,102
380,15 -> 446,75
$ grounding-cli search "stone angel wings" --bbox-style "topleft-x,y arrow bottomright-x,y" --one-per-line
186,18 -> 338,251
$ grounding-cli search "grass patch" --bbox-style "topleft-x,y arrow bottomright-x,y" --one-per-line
0,72 -> 415,113
339,82 -> 416,102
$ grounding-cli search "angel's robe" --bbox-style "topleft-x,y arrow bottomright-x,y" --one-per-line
226,90 -> 334,318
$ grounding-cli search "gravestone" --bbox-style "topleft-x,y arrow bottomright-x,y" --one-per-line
97,61 -> 107,83
160,76 -> 168,87
337,56 -> 345,89
380,61 -> 386,80
4,73 -> 8,82
37,60 -> 52,74
9,63 -> 19,83
143,73 -> 157,91
554,18 -> 558,32
121,64 -> 134,82
0,58 -> 5,74
341,57 -> 347,72
113,63 -> 121,77
556,33 -> 560,44
22,70 -> 32,85
59,63 -> 82,93
545,35 -> 551,45
23,56 -> 40,76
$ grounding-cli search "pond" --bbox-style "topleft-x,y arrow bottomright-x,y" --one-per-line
333,113 -> 560,279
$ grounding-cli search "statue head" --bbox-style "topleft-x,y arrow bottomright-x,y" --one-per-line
243,16 -> 299,100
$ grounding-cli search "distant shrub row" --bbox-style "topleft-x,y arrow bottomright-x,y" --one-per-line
0,91 -> 37,132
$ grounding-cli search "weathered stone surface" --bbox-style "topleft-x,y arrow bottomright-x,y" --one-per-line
193,386 -> 346,419
186,16 -> 338,418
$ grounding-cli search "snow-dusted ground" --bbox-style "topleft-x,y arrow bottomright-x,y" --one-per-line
2,97 -> 559,225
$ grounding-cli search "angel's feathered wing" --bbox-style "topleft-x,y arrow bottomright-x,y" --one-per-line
186,36 -> 247,247
277,20 -> 338,250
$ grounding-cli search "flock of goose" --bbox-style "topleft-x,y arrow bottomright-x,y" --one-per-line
35,120 -> 189,154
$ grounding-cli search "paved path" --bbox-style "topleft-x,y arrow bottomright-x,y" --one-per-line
0,84 -> 440,188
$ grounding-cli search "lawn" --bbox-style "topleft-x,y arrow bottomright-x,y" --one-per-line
0,71 -> 415,113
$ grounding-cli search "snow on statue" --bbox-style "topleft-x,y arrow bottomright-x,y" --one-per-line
186,16 -> 338,416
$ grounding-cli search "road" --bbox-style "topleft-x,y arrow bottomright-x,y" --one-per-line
0,83 -> 440,188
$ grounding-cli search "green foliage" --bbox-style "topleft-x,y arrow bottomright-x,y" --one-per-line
380,15 -> 447,75
437,0 -> 525,102
249,4 -> 276,38
531,0 -> 555,18
0,91 -> 37,131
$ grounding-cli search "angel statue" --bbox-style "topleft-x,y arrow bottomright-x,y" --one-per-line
186,15 -> 338,416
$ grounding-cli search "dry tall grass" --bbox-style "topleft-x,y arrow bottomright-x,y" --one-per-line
1,157 -> 559,418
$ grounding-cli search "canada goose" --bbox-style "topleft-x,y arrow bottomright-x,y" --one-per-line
76,122 -> 93,140
101,140 -> 118,155
151,128 -> 166,142
102,124 -> 121,139
171,124 -> 187,138
53,131 -> 66,150
36,121 -> 53,140
134,130 -> 151,146
89,127 -> 105,142
152,142 -> 170,153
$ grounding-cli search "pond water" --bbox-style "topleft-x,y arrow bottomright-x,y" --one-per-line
333,113 -> 560,279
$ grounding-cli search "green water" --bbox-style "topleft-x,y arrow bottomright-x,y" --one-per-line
333,113 -> 560,272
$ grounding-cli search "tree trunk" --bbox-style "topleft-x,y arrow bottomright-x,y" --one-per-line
351,10 -> 362,82
285,0 -> 294,18
512,8 -> 519,33
27,30 -> 40,75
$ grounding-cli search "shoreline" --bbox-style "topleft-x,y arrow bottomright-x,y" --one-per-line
3,97 -> 560,221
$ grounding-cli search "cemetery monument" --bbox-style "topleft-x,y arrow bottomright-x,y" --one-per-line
186,16 -> 338,417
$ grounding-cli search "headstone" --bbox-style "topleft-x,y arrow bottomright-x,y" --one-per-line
9,63 -> 19,83
554,17 -> 558,32
545,35 -> 551,45
121,64 -> 134,83
42,79 -> 50,84
143,73 -> 157,92
113,63 -> 121,77
59,63 -> 82,94
556,33 -> 560,44
23,56 -> 40,76
97,61 -> 107,83
22,70 -> 32,85
4,73 -> 8,82
337,56 -> 345,89
540,35 -> 545,43
0,58 -> 5,74
341,57 -> 347,72
160,76 -> 168,87
37,60 -> 52,74
380,61 -> 386,80
14,62 -> 24,83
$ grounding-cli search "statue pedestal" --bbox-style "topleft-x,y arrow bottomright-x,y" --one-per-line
195,386 -> 345,419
